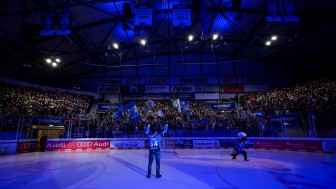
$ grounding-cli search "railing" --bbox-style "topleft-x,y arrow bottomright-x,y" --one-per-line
1,110 -> 335,140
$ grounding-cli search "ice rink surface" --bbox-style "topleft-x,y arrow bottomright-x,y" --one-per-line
0,148 -> 335,189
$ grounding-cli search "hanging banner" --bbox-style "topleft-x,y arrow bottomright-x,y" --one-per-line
56,13 -> 72,35
173,5 -> 191,30
146,77 -> 169,85
134,4 -> 152,30
220,76 -> 244,84
40,13 -> 72,35
97,86 -> 120,93
171,77 -> 218,84
266,0 -> 299,22
266,0 -> 282,21
40,13 -> 57,35
98,78 -> 121,85
282,0 -> 300,21
122,78 -> 146,85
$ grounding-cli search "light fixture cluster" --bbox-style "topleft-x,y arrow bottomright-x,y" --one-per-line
136,33 -> 221,47
184,33 -> 226,49
265,35 -> 277,46
187,33 -> 221,42
107,42 -> 119,50
45,56 -> 61,67
107,33 -> 225,55
23,62 -> 32,68
105,42 -> 121,56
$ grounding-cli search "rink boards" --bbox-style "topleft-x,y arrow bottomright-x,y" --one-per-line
1,137 -> 336,155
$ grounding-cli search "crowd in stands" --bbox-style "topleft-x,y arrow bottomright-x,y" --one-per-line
95,100 -> 231,137
0,83 -> 93,117
1,78 -> 336,139
239,79 -> 336,115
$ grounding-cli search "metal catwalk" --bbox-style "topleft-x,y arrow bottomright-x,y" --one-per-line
0,149 -> 335,189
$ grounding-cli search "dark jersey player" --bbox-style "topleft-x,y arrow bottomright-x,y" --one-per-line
231,131 -> 249,161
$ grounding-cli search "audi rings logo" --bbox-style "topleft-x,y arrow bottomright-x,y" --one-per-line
20,143 -> 37,150
77,142 -> 92,147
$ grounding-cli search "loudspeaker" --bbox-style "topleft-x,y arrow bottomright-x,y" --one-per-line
123,3 -> 133,18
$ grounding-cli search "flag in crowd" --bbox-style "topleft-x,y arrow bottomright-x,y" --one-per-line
113,99 -> 185,121
180,99 -> 189,113
125,101 -> 141,123
172,98 -> 181,113
114,104 -> 124,121
145,100 -> 156,109
156,110 -> 164,117
141,108 -> 149,114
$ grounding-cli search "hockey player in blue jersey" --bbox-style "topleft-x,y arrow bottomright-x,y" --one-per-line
231,131 -> 249,161
146,123 -> 168,178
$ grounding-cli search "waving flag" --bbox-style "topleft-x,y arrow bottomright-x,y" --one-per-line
125,101 -> 141,123
180,100 -> 189,113
142,108 -> 149,114
145,100 -> 156,109
161,123 -> 168,134
156,110 -> 164,117
114,105 -> 124,121
172,98 -> 181,113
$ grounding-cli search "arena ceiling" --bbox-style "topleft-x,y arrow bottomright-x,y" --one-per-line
0,0 -> 335,91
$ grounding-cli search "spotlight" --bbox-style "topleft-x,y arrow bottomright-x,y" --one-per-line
140,39 -> 146,46
212,34 -> 219,40
188,34 -> 194,42
113,43 -> 119,49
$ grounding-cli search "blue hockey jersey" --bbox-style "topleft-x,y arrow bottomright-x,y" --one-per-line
148,134 -> 162,150
145,123 -> 168,150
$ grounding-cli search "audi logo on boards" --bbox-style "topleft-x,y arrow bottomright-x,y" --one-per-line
20,143 -> 37,150
77,142 -> 92,147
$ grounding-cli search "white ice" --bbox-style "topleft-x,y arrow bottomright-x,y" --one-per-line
0,149 -> 335,189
